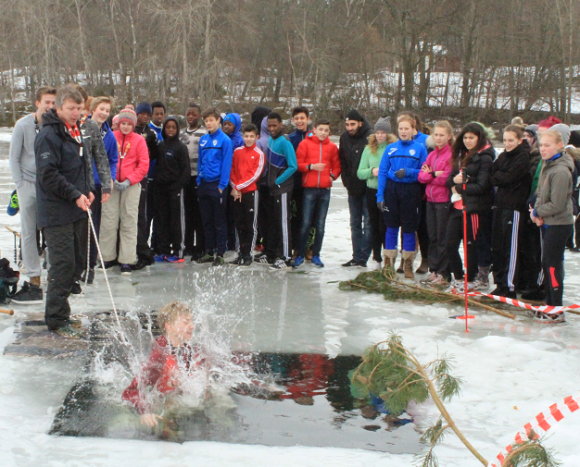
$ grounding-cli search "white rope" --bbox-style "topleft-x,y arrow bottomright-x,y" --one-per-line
84,212 -> 90,288
86,206 -> 124,334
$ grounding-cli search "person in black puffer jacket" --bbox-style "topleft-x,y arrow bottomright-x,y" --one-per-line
35,87 -> 96,338
338,109 -> 372,267
490,125 -> 531,298
442,123 -> 494,286
153,116 -> 191,261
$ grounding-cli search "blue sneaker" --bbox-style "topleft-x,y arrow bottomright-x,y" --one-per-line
311,256 -> 324,267
154,254 -> 166,262
293,256 -> 305,268
7,190 -> 19,216
166,255 -> 184,263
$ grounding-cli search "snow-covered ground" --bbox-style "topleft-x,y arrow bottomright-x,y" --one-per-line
0,127 -> 580,466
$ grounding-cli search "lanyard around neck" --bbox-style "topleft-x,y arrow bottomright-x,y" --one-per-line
117,138 -> 131,159
65,122 -> 84,157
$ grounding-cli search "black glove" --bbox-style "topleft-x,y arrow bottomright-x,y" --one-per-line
395,168 -> 406,179
377,201 -> 385,212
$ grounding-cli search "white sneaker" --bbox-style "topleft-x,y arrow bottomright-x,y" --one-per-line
430,274 -> 449,287
534,311 -> 565,324
454,281 -> 475,293
472,279 -> 489,291
269,259 -> 291,270
421,272 -> 438,284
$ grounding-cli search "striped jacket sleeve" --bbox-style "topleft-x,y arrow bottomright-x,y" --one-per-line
235,147 -> 265,191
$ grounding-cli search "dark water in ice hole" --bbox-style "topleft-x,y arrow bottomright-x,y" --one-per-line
47,312 -> 421,453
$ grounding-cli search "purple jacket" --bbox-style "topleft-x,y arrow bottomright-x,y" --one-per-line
418,144 -> 452,203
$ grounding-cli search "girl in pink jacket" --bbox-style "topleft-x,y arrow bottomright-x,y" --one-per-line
99,107 -> 149,274
418,121 -> 454,285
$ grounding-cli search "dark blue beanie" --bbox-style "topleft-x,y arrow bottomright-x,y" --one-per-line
135,102 -> 152,116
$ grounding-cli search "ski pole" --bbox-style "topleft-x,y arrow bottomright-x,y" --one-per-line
462,169 -> 469,332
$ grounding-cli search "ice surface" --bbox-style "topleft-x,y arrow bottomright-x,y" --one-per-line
0,137 -> 580,466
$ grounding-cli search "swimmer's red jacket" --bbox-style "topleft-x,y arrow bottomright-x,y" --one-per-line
122,336 -> 204,414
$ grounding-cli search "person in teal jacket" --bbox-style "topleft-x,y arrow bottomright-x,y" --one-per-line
256,112 -> 297,270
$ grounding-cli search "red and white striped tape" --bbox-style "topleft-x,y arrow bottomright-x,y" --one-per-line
451,289 -> 576,315
491,391 -> 580,466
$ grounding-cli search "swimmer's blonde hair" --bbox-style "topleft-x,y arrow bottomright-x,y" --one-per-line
157,301 -> 192,333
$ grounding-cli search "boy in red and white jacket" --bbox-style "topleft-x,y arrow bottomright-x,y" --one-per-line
293,119 -> 341,268
230,123 -> 265,266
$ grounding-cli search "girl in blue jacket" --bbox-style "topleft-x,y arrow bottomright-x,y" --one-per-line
377,115 -> 428,278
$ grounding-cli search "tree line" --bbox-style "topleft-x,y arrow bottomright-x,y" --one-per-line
1,0 -> 579,125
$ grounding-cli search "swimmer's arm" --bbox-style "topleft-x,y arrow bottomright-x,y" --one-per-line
140,413 -> 164,427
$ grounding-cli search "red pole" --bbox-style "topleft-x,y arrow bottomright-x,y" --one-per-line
462,170 -> 469,332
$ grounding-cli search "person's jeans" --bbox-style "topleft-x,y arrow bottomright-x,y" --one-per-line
348,193 -> 372,262
298,188 -> 331,257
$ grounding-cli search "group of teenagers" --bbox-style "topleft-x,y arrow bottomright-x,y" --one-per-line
7,84 -> 579,337
359,113 -> 579,324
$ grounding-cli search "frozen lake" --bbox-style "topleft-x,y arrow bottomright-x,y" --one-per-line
0,126 -> 580,466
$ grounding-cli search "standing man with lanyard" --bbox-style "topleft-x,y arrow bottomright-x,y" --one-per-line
35,86 -> 95,339
9,86 -> 57,304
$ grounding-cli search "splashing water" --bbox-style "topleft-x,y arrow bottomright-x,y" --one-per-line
62,267 -> 276,440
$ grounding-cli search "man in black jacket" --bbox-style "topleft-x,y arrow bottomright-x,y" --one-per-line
338,110 -> 372,267
35,86 -> 96,339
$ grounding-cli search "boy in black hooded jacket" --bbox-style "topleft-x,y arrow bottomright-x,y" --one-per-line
490,125 -> 531,298
153,117 -> 191,262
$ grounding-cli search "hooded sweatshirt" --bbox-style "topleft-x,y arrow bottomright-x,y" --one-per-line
230,143 -> 265,194
113,128 -> 150,186
418,144 -> 453,203
154,117 -> 191,189
251,106 -> 271,128
490,143 -> 531,211
34,109 -> 95,228
223,113 -> 244,150
376,139 -> 428,203
9,113 -> 39,187
534,152 -> 574,225
338,119 -> 372,197
257,117 -> 270,153
296,134 -> 341,189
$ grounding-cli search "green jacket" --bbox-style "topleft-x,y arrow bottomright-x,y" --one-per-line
357,139 -> 394,190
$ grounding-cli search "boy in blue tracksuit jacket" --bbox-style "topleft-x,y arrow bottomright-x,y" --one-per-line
196,107 -> 233,265
258,112 -> 297,269
377,116 -> 428,277
222,113 -> 244,250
